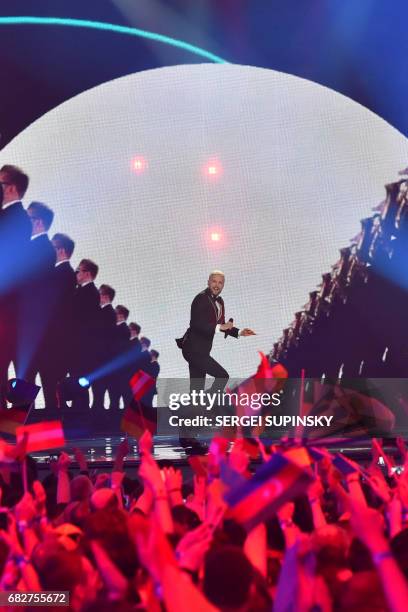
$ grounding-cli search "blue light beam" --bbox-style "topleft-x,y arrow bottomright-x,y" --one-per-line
0,16 -> 228,64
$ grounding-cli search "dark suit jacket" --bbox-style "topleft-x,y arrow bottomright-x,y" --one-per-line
142,359 -> 160,406
53,261 -> 77,319
97,303 -> 117,361
0,201 -> 31,294
19,234 -> 57,362
28,234 -> 56,279
71,282 -> 100,369
0,202 -> 31,330
114,321 -> 131,356
129,336 -> 142,355
48,260 -> 77,351
181,288 -> 239,355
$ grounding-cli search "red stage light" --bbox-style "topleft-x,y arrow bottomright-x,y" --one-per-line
207,228 -> 224,246
132,156 -> 148,174
204,159 -> 222,178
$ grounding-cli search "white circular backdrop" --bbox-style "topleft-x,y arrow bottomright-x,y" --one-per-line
2,63 -> 408,380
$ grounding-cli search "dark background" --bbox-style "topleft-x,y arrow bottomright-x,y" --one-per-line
0,0 -> 407,149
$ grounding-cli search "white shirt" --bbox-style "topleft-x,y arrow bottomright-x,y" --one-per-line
31,231 -> 47,241
2,199 -> 21,211
212,295 -> 241,337
55,259 -> 70,267
80,281 -> 92,287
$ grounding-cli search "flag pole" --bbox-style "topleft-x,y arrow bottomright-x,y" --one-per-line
22,457 -> 28,493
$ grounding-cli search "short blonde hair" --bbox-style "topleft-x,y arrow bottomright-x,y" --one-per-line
209,270 -> 225,280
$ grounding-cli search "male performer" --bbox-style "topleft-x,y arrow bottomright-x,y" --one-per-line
22,202 -> 57,394
45,233 -> 77,409
92,284 -> 117,412
143,349 -> 160,407
109,305 -> 131,410
71,259 -> 100,410
129,323 -> 142,354
177,270 -> 255,393
0,165 -> 31,407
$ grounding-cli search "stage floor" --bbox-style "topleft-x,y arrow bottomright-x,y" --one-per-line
21,408 -> 403,472
30,435 -> 185,465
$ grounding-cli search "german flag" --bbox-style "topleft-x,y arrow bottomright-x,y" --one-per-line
121,400 -> 156,440
0,404 -> 31,435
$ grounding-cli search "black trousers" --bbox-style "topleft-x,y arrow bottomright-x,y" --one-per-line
179,350 -> 229,443
183,349 -> 229,393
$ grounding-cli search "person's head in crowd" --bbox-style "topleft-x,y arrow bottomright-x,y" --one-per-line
27,201 -> 54,237
33,540 -> 99,610
70,475 -> 93,503
83,509 -> 139,580
99,284 -> 115,306
129,322 -> 141,339
61,500 -> 91,530
140,336 -> 151,351
115,305 -> 129,323
312,525 -> 352,603
212,519 -> 247,549
0,164 -> 29,207
76,259 -> 98,286
150,349 -> 159,362
53,523 -> 84,552
204,545 -> 271,611
171,505 -> 200,539
52,233 -> 75,262
90,488 -> 118,512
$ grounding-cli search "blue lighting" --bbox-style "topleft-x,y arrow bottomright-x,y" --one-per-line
78,377 -> 90,388
0,17 -> 228,64
11,380 -> 17,389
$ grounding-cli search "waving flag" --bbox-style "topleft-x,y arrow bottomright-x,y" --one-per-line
225,353 -> 288,438
121,400 -> 156,439
0,405 -> 31,435
16,420 -> 65,452
129,370 -> 155,401
224,447 -> 313,530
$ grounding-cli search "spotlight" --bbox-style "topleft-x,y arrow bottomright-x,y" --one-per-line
207,227 -> 225,247
6,378 -> 40,407
132,156 -> 148,174
78,377 -> 90,388
203,158 -> 223,179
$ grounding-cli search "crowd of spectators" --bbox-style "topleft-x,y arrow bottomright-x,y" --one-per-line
0,432 -> 408,611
